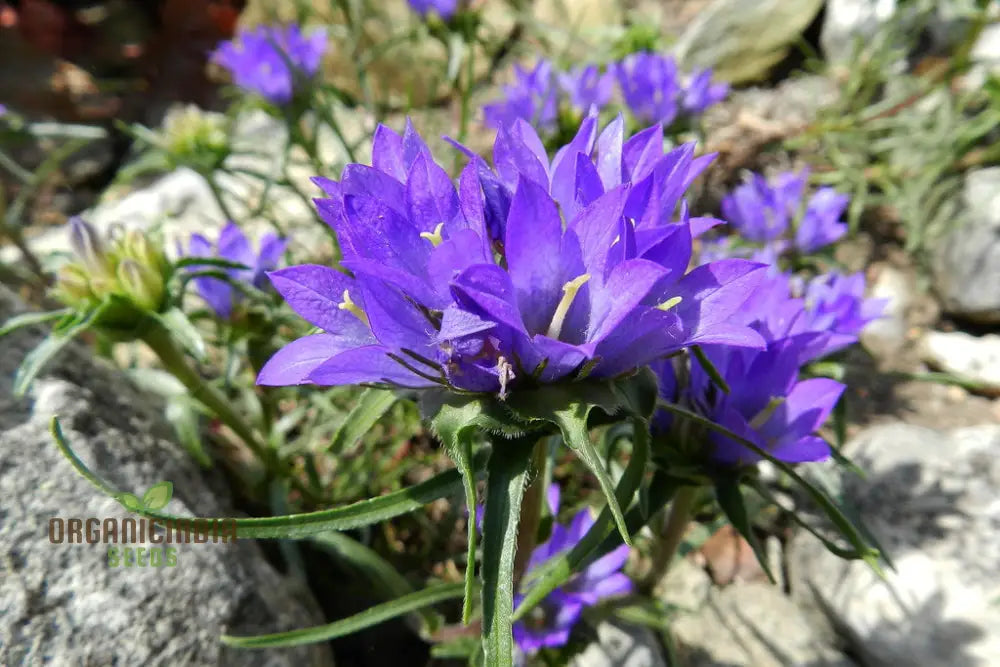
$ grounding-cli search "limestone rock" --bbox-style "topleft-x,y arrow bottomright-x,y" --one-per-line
674,0 -> 825,83
0,286 -> 333,667
670,580 -> 853,667
789,422 -> 1000,666
571,620 -> 666,667
932,168 -> 1000,323
919,331 -> 1000,395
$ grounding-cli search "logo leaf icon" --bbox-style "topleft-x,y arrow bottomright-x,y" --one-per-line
142,481 -> 173,510
116,492 -> 143,512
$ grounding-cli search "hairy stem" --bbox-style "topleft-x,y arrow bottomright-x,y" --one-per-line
512,436 -> 548,590
642,485 -> 697,592
142,317 -> 271,467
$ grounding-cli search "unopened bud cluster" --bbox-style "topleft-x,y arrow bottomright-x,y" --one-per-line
54,217 -> 169,312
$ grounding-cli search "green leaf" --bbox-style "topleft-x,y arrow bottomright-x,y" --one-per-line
311,531 -> 439,633
656,402 -> 881,569
691,346 -> 730,394
329,388 -> 397,453
514,419 -> 651,621
153,308 -> 206,362
14,307 -> 103,397
221,583 -> 464,648
714,476 -> 775,583
165,397 -> 212,467
427,395 -> 490,625
50,416 -> 487,538
142,481 -> 173,510
0,308 -> 71,337
115,493 -> 143,512
481,436 -> 534,667
508,386 -> 632,545
171,256 -> 251,271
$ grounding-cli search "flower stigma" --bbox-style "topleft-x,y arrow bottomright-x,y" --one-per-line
419,222 -> 446,247
546,274 -> 591,340
337,289 -> 370,327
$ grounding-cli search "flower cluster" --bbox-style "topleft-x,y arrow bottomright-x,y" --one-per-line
257,115 -> 766,395
212,24 -> 327,105
54,217 -> 168,312
407,0 -> 458,20
513,485 -> 632,654
716,169 -> 849,256
185,223 -> 287,319
483,53 -> 727,134
650,173 -> 884,466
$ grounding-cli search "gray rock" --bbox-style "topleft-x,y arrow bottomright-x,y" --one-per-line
788,422 -> 1000,667
571,621 -> 666,667
860,265 -> 915,358
932,168 -> 1000,323
919,331 -> 1000,394
0,286 -> 333,666
670,579 -> 853,667
674,0 -> 824,83
820,0 -> 899,64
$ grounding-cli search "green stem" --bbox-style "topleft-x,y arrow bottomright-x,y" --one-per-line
512,436 -> 549,590
642,484 -> 697,592
141,317 -> 271,467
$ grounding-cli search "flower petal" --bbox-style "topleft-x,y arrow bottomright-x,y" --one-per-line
257,333 -> 365,385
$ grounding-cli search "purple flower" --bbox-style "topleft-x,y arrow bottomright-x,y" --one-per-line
796,272 -> 886,357
721,171 -> 807,243
483,61 -> 559,132
0,104 -> 7,116
407,0 -> 458,19
653,336 -> 844,466
257,116 -> 766,395
682,68 -> 728,114
513,485 -> 632,654
212,24 -> 327,104
612,52 -> 681,126
734,270 -> 885,362
556,65 -> 614,114
187,223 -> 287,319
794,187 -> 849,253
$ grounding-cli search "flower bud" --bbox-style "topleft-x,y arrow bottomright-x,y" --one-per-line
121,229 -> 167,274
68,217 -> 112,274
116,259 -> 164,311
52,264 -> 93,306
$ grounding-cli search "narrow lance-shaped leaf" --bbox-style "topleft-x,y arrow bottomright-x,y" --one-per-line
0,308 -> 72,337
329,388 -> 398,453
691,346 -> 730,394
221,583 -> 465,648
427,396 -> 494,625
481,436 -> 535,667
656,402 -> 881,569
514,418 -> 651,619
50,416 -> 487,538
506,383 -> 636,545
311,531 -> 440,633
14,305 -> 107,397
714,475 -> 775,583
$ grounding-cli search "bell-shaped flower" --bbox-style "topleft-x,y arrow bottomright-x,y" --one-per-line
483,61 -> 559,133
258,117 -> 767,396
212,24 -> 327,104
186,223 -> 287,319
794,187 -> 849,253
407,0 -> 458,19
654,335 -> 845,466
682,67 -> 729,114
513,485 -> 632,654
